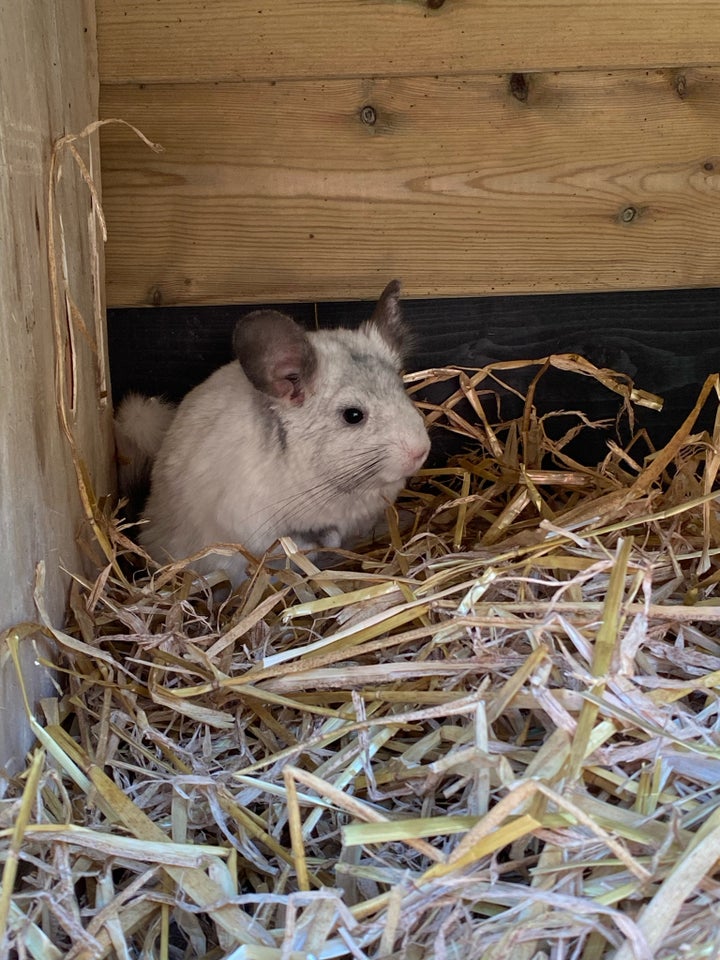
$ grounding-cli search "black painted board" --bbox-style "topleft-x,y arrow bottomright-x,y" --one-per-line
108,287 -> 720,463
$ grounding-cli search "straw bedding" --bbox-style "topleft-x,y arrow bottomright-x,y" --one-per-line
3,355 -> 720,960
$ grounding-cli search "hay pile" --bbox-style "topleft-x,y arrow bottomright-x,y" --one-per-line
3,357 -> 720,960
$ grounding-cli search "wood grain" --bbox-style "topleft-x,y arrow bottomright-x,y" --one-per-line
96,0 -> 720,83
1,0 -> 114,768
101,68 -> 720,306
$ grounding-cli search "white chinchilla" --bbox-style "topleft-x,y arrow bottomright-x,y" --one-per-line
114,279 -> 430,585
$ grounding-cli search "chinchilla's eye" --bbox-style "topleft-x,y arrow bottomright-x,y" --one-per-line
342,407 -> 365,425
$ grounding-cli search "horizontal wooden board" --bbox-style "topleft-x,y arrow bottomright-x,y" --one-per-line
96,0 -> 720,83
108,286 -> 720,463
100,68 -> 720,306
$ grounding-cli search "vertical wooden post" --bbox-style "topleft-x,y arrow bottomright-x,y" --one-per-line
0,0 -> 113,771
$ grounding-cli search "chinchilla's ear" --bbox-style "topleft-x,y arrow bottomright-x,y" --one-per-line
360,279 -> 410,368
233,310 -> 317,406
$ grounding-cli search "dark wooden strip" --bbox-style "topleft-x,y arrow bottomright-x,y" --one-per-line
109,287 -> 720,465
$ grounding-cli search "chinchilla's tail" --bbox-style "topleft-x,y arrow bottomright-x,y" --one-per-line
114,394 -> 176,519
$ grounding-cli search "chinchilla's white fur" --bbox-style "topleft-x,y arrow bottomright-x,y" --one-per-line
114,280 -> 430,585
114,394 -> 176,497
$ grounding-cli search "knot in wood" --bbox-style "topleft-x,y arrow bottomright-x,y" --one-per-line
509,73 -> 529,103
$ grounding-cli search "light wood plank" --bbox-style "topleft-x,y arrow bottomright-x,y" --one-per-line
1,0 -> 113,769
96,0 -> 720,83
100,68 -> 720,306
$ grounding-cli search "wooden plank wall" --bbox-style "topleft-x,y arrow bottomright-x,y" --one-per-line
1,0 -> 114,771
97,2 -> 720,305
